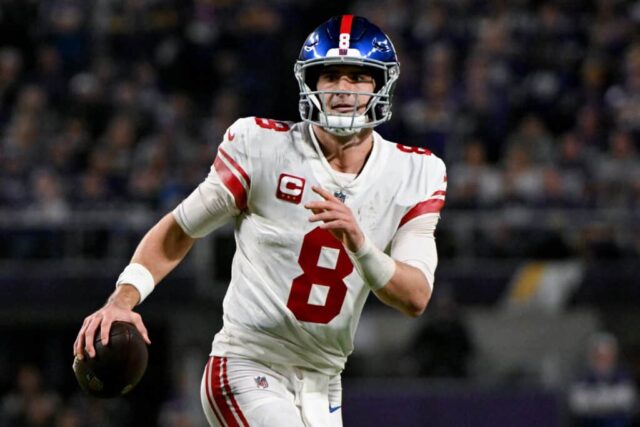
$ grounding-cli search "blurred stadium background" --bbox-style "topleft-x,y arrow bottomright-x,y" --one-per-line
1,0 -> 640,426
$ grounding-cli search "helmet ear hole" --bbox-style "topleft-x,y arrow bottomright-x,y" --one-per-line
299,99 -> 311,118
374,103 -> 389,120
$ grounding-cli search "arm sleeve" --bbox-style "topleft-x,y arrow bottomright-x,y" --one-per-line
172,167 -> 239,238
390,213 -> 440,290
390,158 -> 447,289
172,119 -> 252,238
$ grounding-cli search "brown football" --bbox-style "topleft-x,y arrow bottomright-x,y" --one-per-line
72,321 -> 148,398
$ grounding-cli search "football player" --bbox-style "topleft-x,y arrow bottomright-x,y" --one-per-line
74,15 -> 447,427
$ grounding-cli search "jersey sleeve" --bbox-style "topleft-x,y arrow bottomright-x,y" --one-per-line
390,157 -> 448,289
398,157 -> 447,227
172,118 -> 253,238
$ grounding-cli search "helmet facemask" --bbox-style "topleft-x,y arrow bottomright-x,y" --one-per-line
295,58 -> 400,136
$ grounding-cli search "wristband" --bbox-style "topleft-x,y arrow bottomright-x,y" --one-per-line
116,263 -> 155,304
348,235 -> 396,291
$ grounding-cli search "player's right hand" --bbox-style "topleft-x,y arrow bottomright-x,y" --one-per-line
73,287 -> 151,360
305,186 -> 365,252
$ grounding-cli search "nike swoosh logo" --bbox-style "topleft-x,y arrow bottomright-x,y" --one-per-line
227,129 -> 235,141
329,405 -> 341,413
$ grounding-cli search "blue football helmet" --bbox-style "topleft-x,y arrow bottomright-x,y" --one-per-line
294,15 -> 400,136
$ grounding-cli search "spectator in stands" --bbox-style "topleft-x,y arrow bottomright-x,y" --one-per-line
73,168 -> 112,210
49,118 -> 90,182
573,104 -> 607,152
29,169 -> 69,223
401,43 -> 457,157
569,332 -> 638,426
554,132 -> 591,207
605,43 -> 640,138
66,71 -> 110,138
457,52 -> 510,163
0,365 -> 61,427
0,47 -> 24,126
594,130 -> 640,208
504,115 -> 555,165
502,144 -> 545,205
2,108 -> 47,171
0,150 -> 30,208
590,1 -> 633,61
448,140 -> 503,208
33,45 -> 66,106
95,114 -> 139,196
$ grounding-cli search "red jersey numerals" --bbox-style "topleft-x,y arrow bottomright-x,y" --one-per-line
396,144 -> 432,155
286,227 -> 353,324
255,117 -> 290,132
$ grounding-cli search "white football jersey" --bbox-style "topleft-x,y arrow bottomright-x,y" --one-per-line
173,117 -> 447,375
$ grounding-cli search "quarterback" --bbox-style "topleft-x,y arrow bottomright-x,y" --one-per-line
74,15 -> 446,427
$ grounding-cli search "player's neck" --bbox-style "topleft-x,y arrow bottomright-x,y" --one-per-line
312,125 -> 373,174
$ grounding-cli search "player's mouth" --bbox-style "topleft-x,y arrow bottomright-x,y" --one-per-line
331,104 -> 364,113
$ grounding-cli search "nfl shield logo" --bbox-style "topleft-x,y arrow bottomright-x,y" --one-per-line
254,376 -> 269,389
334,191 -> 346,203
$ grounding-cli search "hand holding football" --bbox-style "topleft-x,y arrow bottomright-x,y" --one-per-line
72,321 -> 148,398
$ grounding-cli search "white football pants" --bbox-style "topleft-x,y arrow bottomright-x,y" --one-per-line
200,356 -> 343,427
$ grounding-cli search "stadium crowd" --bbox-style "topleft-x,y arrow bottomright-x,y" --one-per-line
2,0 -> 640,261
2,1 -> 640,211
2,0 -> 640,425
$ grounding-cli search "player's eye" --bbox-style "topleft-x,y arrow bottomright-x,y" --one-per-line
319,71 -> 372,85
352,73 -> 373,83
321,72 -> 340,81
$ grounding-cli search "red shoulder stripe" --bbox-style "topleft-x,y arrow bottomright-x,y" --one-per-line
214,156 -> 248,210
219,147 -> 251,187
399,192 -> 446,228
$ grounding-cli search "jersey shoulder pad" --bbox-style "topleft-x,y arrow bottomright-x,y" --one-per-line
385,141 -> 447,194
223,117 -> 294,147
222,117 -> 252,144
387,141 -> 445,171
249,117 -> 294,133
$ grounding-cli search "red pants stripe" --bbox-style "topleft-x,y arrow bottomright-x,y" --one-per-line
205,356 -> 250,427
204,356 -> 226,426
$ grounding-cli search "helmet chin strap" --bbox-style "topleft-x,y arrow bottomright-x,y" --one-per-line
319,112 -> 368,136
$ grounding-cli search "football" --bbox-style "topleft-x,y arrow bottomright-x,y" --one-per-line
72,321 -> 148,398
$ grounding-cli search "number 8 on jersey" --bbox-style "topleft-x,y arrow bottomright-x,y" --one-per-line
286,227 -> 354,324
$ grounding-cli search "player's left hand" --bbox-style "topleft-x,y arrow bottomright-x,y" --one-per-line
305,186 -> 364,252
